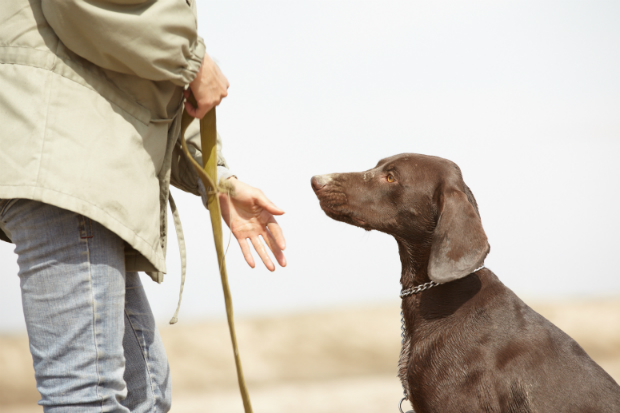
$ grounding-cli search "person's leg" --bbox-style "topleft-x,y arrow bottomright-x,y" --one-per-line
122,271 -> 172,412
1,199 -> 128,412
0,200 -> 172,412
2,200 -> 129,413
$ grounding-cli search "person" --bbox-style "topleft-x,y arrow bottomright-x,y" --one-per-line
0,1 -> 286,412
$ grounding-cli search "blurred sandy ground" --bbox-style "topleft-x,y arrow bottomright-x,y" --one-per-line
2,298 -> 619,413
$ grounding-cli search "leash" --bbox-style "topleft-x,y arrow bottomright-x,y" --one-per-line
397,265 -> 486,413
178,96 -> 254,413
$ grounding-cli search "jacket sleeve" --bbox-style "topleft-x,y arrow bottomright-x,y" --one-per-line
170,118 -> 234,196
41,0 -> 205,86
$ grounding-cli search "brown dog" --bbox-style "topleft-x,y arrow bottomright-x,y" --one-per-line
311,153 -> 620,412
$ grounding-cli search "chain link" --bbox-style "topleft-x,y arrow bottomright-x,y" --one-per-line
399,301 -> 417,412
399,280 -> 438,298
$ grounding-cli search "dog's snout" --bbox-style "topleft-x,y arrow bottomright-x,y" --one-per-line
311,174 -> 332,192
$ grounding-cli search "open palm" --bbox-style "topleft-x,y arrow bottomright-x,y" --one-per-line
219,178 -> 286,271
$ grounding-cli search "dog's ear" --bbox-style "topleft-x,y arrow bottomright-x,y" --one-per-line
428,188 -> 489,283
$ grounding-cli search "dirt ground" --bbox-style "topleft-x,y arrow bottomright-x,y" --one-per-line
2,298 -> 620,413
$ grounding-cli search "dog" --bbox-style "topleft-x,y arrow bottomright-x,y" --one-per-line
311,153 -> 620,412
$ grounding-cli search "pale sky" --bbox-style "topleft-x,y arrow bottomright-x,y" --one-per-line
1,1 -> 619,332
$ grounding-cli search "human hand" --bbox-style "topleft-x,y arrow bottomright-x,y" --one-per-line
184,52 -> 229,119
219,178 -> 286,271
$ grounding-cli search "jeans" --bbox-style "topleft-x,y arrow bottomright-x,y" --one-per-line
0,199 -> 171,412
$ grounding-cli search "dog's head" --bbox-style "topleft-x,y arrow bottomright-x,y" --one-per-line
311,153 -> 489,283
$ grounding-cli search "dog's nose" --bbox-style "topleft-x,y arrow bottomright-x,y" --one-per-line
311,175 -> 330,192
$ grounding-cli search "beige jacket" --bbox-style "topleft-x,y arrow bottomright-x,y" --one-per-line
0,0 -> 230,282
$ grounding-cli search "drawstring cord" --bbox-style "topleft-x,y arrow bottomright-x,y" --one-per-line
168,194 -> 186,325
168,185 -> 233,325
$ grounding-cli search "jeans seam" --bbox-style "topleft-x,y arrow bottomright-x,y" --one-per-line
82,222 -> 104,411
124,309 -> 159,408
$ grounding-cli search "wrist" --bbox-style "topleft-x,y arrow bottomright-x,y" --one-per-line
218,176 -> 237,197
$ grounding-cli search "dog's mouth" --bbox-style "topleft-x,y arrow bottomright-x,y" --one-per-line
313,176 -> 372,230
320,204 -> 371,230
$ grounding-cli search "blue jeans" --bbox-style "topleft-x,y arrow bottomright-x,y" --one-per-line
0,199 -> 171,412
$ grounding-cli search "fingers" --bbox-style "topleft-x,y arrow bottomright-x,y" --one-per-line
237,238 -> 256,269
194,94 -> 224,119
249,235 -> 275,272
187,100 -> 211,120
266,216 -> 286,251
263,227 -> 286,267
183,100 -> 198,118
236,233 -> 285,271
187,93 -> 226,119
183,88 -> 218,119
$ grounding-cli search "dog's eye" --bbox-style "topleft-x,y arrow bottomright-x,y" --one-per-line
387,174 -> 395,183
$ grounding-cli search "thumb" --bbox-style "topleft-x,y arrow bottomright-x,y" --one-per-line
257,193 -> 284,216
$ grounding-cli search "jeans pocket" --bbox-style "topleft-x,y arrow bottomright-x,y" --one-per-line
0,199 -> 19,218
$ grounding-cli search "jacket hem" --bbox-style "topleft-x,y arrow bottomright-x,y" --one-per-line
0,185 -> 167,274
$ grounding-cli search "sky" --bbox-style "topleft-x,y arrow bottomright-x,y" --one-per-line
1,1 -> 619,332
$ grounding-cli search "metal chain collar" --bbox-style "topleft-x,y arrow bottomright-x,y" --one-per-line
397,265 -> 486,413
399,280 -> 439,299
399,265 -> 486,299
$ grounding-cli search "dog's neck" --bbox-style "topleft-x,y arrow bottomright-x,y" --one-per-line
396,238 -> 432,289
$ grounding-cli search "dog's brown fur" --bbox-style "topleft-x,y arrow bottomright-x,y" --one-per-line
312,153 -> 620,412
